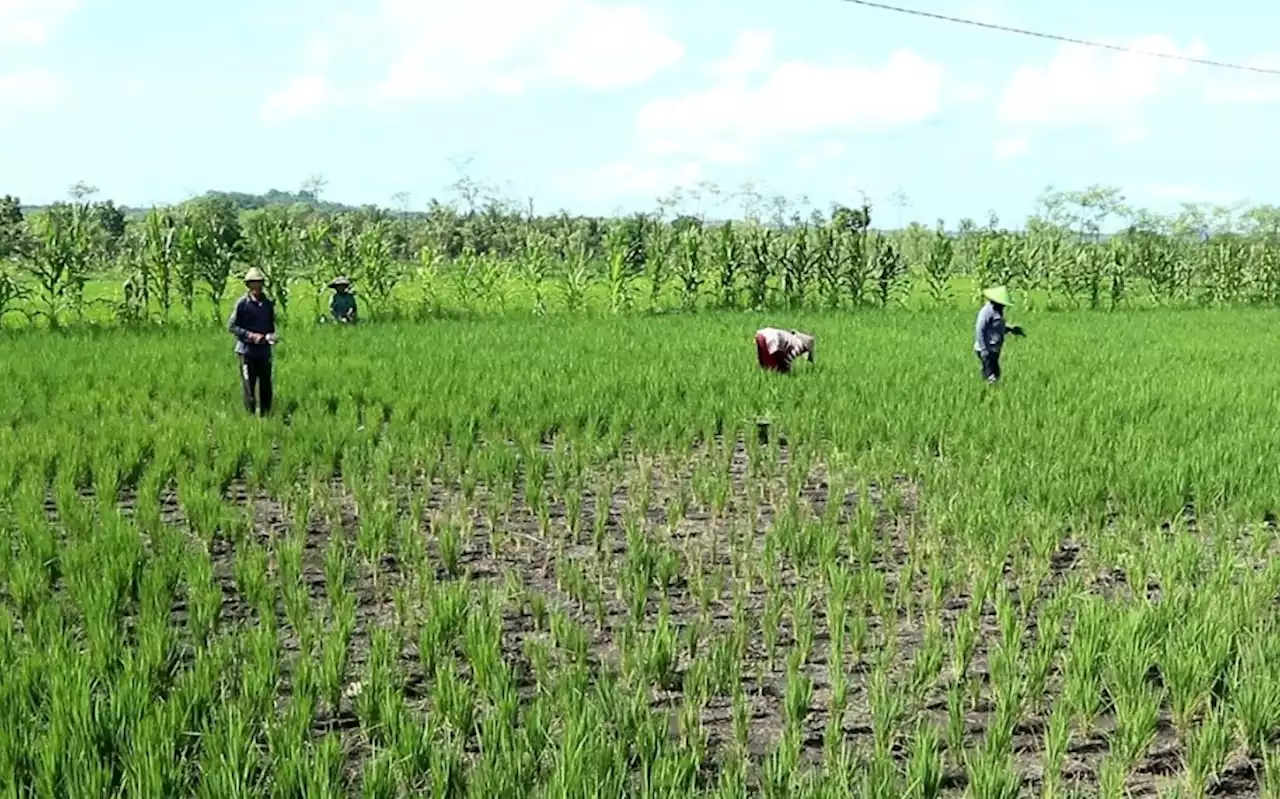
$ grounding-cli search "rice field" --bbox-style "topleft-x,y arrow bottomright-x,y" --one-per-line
4,309 -> 1280,798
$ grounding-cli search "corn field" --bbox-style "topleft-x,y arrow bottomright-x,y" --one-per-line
4,184 -> 1280,328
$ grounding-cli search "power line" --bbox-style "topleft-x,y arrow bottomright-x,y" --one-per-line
841,0 -> 1280,75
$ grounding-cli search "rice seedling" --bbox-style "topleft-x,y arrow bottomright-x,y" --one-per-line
3,302 -> 1280,796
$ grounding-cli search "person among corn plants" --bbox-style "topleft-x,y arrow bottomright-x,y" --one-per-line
227,267 -> 277,415
974,285 -> 1024,384
328,276 -> 357,324
754,327 -> 815,373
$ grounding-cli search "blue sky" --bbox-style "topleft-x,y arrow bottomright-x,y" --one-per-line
3,0 -> 1279,226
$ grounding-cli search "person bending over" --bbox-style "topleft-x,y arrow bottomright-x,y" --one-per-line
755,327 -> 815,374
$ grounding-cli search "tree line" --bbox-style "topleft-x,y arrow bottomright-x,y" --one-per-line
3,180 -> 1280,328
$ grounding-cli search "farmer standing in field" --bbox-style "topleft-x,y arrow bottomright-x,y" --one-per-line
328,276 -> 357,324
227,267 -> 277,415
974,286 -> 1024,384
754,327 -> 816,373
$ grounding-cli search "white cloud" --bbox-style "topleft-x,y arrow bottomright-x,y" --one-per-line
1203,54 -> 1280,104
0,0 -> 79,45
709,30 -> 773,82
993,135 -> 1028,160
367,0 -> 683,102
998,34 -> 1207,127
638,46 -> 945,163
0,69 -> 59,105
259,74 -> 339,123
795,140 -> 847,171
578,160 -> 703,199
949,85 -> 987,104
305,33 -> 332,69
1113,125 -> 1149,146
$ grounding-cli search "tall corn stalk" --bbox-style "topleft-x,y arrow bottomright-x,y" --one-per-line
1249,239 -> 1280,305
0,198 -> 31,324
357,220 -> 402,318
605,224 -> 637,314
523,231 -> 552,316
296,219 -> 335,320
0,265 -> 26,325
711,222 -> 744,310
832,205 -> 872,308
973,231 -> 1019,300
1125,228 -> 1176,306
1021,224 -> 1069,301
562,240 -> 592,315
243,210 -> 295,317
473,252 -> 509,313
922,221 -> 954,307
1104,238 -> 1128,310
23,202 -> 95,329
413,242 -> 446,319
180,204 -> 241,322
869,233 -> 909,308
676,227 -> 705,312
1052,243 -> 1103,309
645,224 -> 674,312
1202,237 -> 1247,306
814,225 -> 842,310
116,233 -> 150,326
453,245 -> 482,315
745,226 -> 775,310
141,208 -> 179,321
779,225 -> 815,310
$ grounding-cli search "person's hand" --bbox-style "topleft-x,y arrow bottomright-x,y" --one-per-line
247,332 -> 263,343
1009,326 -> 1025,337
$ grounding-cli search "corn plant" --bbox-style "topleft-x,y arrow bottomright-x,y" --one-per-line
20,202 -> 95,327
243,207 -> 296,315
921,221 -> 953,306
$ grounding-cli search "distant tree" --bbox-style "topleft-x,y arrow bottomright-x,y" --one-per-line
0,195 -> 27,259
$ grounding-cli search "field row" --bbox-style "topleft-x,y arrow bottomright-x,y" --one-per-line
3,312 -> 1280,796
8,438 -> 1280,797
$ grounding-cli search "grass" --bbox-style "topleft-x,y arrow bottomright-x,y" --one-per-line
3,309 -> 1280,796
0,268 -> 1235,331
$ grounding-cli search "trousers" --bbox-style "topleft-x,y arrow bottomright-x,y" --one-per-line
977,350 -> 1001,383
239,355 -> 273,414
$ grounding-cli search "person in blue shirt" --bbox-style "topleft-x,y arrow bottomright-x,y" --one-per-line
227,267 -> 277,414
328,276 -> 357,324
974,286 -> 1024,384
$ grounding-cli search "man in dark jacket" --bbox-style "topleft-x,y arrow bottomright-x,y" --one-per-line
227,267 -> 277,415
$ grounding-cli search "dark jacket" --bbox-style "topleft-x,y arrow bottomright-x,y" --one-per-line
227,292 -> 276,359
331,292 -> 357,321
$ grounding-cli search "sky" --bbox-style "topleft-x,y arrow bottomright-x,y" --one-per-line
2,0 -> 1279,226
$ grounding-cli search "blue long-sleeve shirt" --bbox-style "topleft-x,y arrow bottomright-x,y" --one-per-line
227,293 -> 276,359
974,302 -> 1006,354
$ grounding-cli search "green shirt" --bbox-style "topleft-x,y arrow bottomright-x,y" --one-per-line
331,292 -> 356,321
